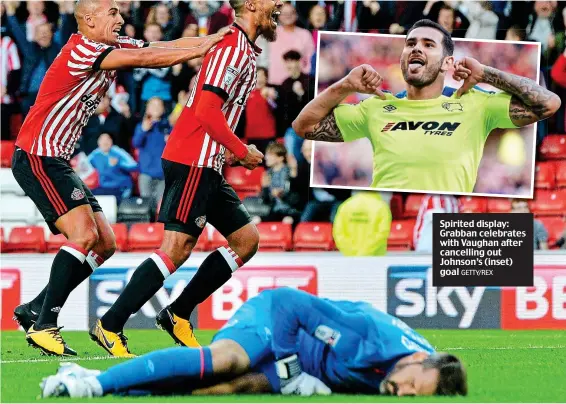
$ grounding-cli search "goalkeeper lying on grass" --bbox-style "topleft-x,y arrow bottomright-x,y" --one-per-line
41,288 -> 467,397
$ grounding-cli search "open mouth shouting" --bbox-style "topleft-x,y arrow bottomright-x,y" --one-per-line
271,9 -> 280,28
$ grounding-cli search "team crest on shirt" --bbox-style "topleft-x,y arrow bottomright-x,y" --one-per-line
71,188 -> 85,201
315,325 -> 341,347
442,102 -> 464,112
224,66 -> 239,88
195,215 -> 207,228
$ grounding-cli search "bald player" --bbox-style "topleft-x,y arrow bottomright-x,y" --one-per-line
11,0 -> 230,357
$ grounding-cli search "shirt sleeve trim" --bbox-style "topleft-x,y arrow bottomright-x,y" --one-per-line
92,47 -> 115,71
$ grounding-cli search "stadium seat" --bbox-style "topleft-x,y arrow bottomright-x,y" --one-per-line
388,219 -> 416,251
390,193 -> 405,220
0,168 -> 24,195
1,140 -> 16,168
224,166 -> 265,193
118,197 -> 153,224
538,216 -> 565,248
96,195 -> 118,224
459,196 -> 487,213
111,223 -> 128,252
555,160 -> 566,188
6,226 -> 46,253
487,198 -> 512,213
46,233 -> 67,253
257,222 -> 293,251
293,222 -> 334,251
0,196 -> 39,223
404,194 -> 426,218
534,162 -> 556,189
127,223 -> 164,252
208,226 -> 228,251
529,190 -> 566,216
540,135 -> 566,160
242,196 -> 271,220
193,227 -> 211,252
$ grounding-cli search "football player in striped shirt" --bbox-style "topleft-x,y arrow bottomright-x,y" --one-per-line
11,0 -> 230,357
91,0 -> 283,356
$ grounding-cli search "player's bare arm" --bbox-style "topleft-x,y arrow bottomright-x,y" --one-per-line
292,64 -> 385,142
454,56 -> 561,127
149,26 -> 233,49
98,38 -> 223,70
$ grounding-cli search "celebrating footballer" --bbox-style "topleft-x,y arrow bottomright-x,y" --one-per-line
293,19 -> 561,193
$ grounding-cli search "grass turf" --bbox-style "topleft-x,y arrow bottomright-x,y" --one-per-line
1,329 -> 566,402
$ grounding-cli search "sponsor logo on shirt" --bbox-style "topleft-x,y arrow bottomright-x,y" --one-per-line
442,102 -> 464,112
381,121 -> 461,137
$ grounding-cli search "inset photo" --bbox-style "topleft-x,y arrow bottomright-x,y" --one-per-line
305,29 -> 545,198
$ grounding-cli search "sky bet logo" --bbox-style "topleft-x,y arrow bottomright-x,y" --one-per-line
381,121 -> 461,136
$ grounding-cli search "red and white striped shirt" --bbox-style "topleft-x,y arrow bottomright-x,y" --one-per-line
1,36 -> 21,104
413,194 -> 459,247
16,34 -> 145,160
162,24 -> 260,173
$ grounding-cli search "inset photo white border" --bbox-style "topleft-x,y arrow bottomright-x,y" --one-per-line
309,31 -> 541,199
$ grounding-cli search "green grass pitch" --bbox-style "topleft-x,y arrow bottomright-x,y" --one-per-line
1,329 -> 565,402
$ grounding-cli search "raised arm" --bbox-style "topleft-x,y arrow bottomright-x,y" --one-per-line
98,31 -> 227,70
292,64 -> 385,142
148,27 -> 232,49
455,57 -> 561,127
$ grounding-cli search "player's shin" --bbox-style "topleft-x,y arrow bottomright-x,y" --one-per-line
169,245 -> 242,319
100,250 -> 176,332
94,347 -> 213,395
35,243 -> 89,328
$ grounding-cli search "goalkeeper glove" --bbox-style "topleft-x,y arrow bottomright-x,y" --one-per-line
275,354 -> 332,396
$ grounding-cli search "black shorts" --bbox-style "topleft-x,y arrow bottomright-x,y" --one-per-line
11,148 -> 101,234
159,159 -> 251,238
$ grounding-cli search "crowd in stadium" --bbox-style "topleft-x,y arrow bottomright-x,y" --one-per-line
1,0 -> 566,253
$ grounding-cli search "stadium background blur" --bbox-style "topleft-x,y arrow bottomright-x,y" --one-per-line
1,0 -> 565,253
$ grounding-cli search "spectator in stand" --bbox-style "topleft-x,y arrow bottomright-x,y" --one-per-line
4,1 -> 74,116
245,67 -> 277,156
268,2 -> 315,85
290,139 -> 313,213
278,50 -> 314,163
307,3 -> 344,43
1,9 -> 22,140
510,199 -> 549,250
261,142 -> 301,224
23,1 -> 48,42
133,23 -> 173,114
551,48 -> 566,132
333,191 -> 392,256
170,26 -> 203,103
545,7 -> 566,65
132,97 -> 171,209
88,133 -> 138,204
78,95 -> 136,156
356,1 -> 393,33
423,2 -> 470,38
526,1 -> 559,52
463,1 -> 499,40
413,195 -> 459,253
144,2 -> 183,41
186,1 -> 230,36
505,25 -> 527,41
116,0 -> 138,38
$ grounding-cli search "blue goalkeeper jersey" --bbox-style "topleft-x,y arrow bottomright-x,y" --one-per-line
291,300 -> 435,393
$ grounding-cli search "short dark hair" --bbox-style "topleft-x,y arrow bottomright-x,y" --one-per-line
507,25 -> 527,41
229,0 -> 245,16
439,4 -> 455,15
257,66 -> 269,78
406,19 -> 454,57
283,50 -> 302,61
423,353 -> 467,396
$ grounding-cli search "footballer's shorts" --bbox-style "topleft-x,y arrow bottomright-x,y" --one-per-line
158,159 -> 251,238
11,148 -> 102,235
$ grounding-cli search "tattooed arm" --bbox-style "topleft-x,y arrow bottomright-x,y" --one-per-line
292,64 -> 385,142
482,66 -> 561,127
455,57 -> 561,127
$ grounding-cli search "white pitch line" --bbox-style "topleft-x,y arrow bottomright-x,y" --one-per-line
1,356 -> 124,364
442,345 -> 566,351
